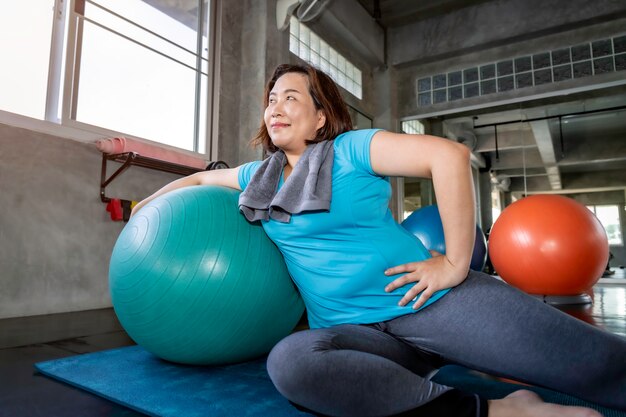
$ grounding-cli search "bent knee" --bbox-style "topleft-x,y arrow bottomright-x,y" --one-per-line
267,330 -> 329,399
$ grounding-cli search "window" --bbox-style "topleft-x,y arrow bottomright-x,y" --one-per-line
415,33 -> 626,107
491,188 -> 502,224
0,2 -> 55,120
289,16 -> 362,99
401,119 -> 425,135
587,204 -> 623,245
0,0 -> 214,154
400,120 -> 429,220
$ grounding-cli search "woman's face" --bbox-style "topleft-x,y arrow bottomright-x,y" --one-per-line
264,72 -> 326,154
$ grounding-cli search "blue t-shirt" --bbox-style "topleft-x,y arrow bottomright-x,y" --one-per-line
238,129 -> 450,328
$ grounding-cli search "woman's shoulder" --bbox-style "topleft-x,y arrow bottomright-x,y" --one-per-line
333,128 -> 384,155
239,159 -> 263,175
334,128 -> 384,145
333,129 -> 384,174
237,159 -> 264,190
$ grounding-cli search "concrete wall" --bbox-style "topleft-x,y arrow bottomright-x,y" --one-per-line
0,124 -> 181,319
0,0 -> 384,320
389,0 -> 626,265
214,0 -> 264,166
389,0 -> 626,67
395,16 -> 626,118
2,0 -> 624,321
0,1 -> 288,320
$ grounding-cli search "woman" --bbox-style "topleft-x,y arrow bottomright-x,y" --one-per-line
132,63 -> 625,417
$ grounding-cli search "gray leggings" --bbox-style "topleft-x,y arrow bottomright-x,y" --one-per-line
267,272 -> 626,417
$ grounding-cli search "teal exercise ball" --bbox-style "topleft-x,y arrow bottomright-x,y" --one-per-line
109,185 -> 304,365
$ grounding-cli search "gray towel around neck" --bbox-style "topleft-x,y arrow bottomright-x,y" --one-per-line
238,140 -> 334,223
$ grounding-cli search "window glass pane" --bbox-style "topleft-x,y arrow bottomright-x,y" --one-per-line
76,20 -> 196,150
356,85 -> 362,99
338,72 -> 346,87
403,179 -> 431,220
320,58 -> 330,73
90,0 -> 199,53
288,16 -> 362,99
591,205 -> 623,245
401,120 -> 425,135
309,32 -> 319,53
289,34 -> 299,54
75,0 -> 207,151
320,40 -> 329,57
290,17 -> 299,36
0,1 -> 54,119
337,56 -> 346,74
85,4 -> 195,68
329,49 -> 337,67
299,41 -> 309,61
329,66 -> 338,81
300,24 -> 309,44
354,67 -> 362,82
492,188 -> 502,223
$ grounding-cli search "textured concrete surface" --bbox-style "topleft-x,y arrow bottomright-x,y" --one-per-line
1,0 -> 624,319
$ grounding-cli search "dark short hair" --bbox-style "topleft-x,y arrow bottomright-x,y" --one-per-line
250,63 -> 353,153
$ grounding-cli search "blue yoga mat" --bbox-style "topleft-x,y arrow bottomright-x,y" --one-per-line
35,345 -> 311,417
35,345 -> 625,417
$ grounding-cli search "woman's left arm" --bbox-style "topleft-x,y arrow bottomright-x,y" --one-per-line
370,130 -> 475,309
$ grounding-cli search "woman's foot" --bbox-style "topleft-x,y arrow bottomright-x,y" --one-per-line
488,390 -> 603,417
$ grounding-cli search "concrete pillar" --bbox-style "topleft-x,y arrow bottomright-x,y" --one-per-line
478,170 -> 493,230
372,66 -> 404,220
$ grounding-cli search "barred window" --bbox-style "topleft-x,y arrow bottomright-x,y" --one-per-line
0,0 -> 214,154
289,16 -> 362,99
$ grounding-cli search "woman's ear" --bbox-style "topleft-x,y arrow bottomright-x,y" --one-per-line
316,110 -> 326,130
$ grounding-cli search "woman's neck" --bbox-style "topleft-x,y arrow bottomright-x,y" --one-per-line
283,150 -> 303,180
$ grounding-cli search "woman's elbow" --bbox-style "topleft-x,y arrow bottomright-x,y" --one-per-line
448,141 -> 472,167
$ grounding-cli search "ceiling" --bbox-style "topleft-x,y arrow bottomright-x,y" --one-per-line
356,0 -> 626,196
443,87 -> 626,195
355,0 -> 491,27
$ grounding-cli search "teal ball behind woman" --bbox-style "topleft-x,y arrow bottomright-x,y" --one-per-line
109,185 -> 304,365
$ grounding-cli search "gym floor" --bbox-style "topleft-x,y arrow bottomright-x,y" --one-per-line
1,269 -> 624,417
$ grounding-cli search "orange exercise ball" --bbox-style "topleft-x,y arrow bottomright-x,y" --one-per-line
488,194 -> 609,296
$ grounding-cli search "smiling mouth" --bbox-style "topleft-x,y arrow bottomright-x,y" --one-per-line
271,123 -> 290,128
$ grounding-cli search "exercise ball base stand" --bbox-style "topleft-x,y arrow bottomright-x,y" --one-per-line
531,294 -> 593,306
